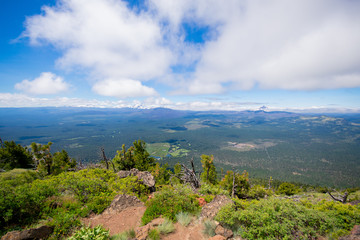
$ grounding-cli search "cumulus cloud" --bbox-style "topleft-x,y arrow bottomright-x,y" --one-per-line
23,0 -> 172,97
189,0 -> 360,93
149,0 -> 360,93
14,72 -> 70,95
92,79 -> 157,98
22,0 -> 360,96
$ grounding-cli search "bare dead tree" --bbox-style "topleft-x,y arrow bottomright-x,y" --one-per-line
101,147 -> 109,170
0,137 -> 3,148
327,191 -> 349,204
101,147 -> 115,172
232,171 -> 236,198
170,158 -> 200,190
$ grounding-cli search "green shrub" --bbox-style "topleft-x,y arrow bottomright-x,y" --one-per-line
247,185 -> 271,199
142,185 -> 200,225
203,220 -> 216,237
68,225 -> 110,240
0,168 -> 150,236
220,170 -> 250,198
0,169 -> 40,187
48,210 -> 80,239
176,212 -> 192,226
0,141 -> 34,170
158,218 -> 175,234
215,197 -> 354,240
277,182 -> 299,196
199,183 -> 228,196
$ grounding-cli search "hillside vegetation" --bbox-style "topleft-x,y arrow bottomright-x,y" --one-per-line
0,139 -> 359,239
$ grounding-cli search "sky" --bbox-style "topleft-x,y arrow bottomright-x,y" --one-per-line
1,0 -> 360,112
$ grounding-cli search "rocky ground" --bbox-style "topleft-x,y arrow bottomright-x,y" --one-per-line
83,194 -> 238,240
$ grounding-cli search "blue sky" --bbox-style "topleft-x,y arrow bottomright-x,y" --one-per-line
1,0 -> 360,112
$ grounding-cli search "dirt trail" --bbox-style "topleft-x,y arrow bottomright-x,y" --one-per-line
83,206 -> 146,236
162,222 -> 207,240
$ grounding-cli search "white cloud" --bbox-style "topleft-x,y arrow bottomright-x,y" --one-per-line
23,0 -> 172,97
22,0 -> 360,96
151,0 -> 360,93
14,72 -> 70,95
1,93 -> 359,113
92,79 -> 157,98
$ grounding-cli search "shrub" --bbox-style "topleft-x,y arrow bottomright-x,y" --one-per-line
0,169 -> 40,187
247,185 -> 271,199
68,225 -> 110,240
199,183 -> 228,196
176,212 -> 192,226
142,185 -> 200,225
0,168 -> 150,237
220,170 -> 250,198
277,182 -> 299,196
215,197 -> 351,239
48,210 -> 81,239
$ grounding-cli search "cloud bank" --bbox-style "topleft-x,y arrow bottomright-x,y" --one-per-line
22,0 -> 360,96
15,72 -> 70,95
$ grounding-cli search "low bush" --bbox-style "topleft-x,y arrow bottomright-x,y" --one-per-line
216,197 -> 340,239
68,225 -> 110,240
142,185 -> 200,225
0,168 -> 151,238
247,185 -> 272,199
277,182 -> 299,196
199,183 -> 228,196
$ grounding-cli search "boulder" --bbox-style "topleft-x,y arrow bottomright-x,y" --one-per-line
135,224 -> 151,240
200,195 -> 233,219
103,194 -> 144,215
215,224 -> 234,239
117,168 -> 155,188
1,225 -> 53,240
135,218 -> 165,240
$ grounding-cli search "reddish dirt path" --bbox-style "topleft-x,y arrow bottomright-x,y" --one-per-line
162,222 -> 207,240
83,206 -> 146,236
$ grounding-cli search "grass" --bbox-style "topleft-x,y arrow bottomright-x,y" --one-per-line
146,143 -> 170,158
176,212 -> 192,227
148,229 -> 160,240
112,229 -> 135,240
203,220 -> 217,237
158,219 -> 175,234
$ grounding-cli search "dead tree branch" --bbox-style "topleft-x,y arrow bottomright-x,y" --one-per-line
327,191 -> 348,203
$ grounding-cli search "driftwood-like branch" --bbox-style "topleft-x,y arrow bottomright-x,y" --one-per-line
232,172 -> 236,198
101,147 -> 109,170
169,158 -> 200,190
180,163 -> 201,189
327,191 -> 348,203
